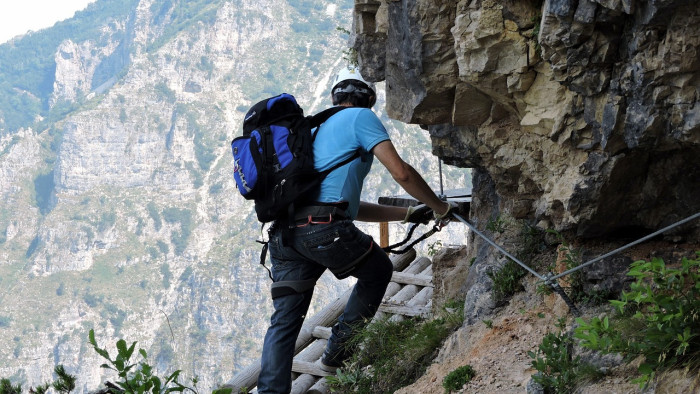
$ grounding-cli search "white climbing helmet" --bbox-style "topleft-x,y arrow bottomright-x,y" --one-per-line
331,65 -> 375,96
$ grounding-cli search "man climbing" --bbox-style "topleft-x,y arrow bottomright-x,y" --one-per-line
257,65 -> 456,393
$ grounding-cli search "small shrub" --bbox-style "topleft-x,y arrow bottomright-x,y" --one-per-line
488,259 -> 525,303
442,365 -> 475,393
575,252 -> 700,386
326,302 -> 464,393
528,318 -> 601,393
486,215 -> 506,234
427,241 -> 443,256
0,379 -> 22,394
88,329 -> 198,393
1,365 -> 75,394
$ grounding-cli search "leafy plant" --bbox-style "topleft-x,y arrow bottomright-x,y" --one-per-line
544,230 -> 600,305
528,318 -> 601,393
517,221 -> 545,262
427,240 -> 443,257
88,329 -> 197,393
485,215 -> 506,234
0,365 -> 76,394
326,302 -> 464,393
575,253 -> 700,386
488,259 -> 525,303
0,379 -> 22,394
442,365 -> 475,393
336,26 -> 358,67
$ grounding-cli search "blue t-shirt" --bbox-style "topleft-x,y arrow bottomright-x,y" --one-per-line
311,107 -> 390,219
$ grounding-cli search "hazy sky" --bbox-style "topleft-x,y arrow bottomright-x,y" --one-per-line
0,0 -> 95,44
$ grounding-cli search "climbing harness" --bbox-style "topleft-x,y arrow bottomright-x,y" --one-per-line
452,211 -> 700,316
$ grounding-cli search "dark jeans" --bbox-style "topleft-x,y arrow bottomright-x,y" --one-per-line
257,219 -> 393,394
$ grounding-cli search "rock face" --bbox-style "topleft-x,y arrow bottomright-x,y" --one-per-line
355,1 -> 699,391
354,0 -> 700,239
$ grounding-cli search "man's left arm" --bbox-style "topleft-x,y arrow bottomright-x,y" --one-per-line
355,140 -> 450,222
356,201 -> 406,222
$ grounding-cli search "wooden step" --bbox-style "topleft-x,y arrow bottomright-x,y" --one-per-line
378,302 -> 430,317
391,272 -> 433,287
291,360 -> 334,377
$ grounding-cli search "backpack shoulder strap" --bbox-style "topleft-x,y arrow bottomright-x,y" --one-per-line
319,150 -> 360,176
310,106 -> 359,174
309,106 -> 348,132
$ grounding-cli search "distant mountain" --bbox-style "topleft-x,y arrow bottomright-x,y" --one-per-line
0,0 -> 469,391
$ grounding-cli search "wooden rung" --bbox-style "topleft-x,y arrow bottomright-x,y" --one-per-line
292,360 -> 334,377
307,377 -> 331,394
378,303 -> 431,317
391,272 -> 433,287
312,326 -> 332,339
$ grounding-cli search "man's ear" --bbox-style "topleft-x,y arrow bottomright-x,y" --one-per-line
369,95 -> 376,108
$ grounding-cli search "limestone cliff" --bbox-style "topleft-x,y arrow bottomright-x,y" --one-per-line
354,0 -> 699,238
353,0 -> 699,391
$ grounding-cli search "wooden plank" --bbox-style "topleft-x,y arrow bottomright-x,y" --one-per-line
296,339 -> 327,361
375,255 -> 431,321
291,374 -> 317,394
312,326 -> 332,340
379,221 -> 389,248
391,248 -> 417,272
292,360 -> 334,377
391,272 -> 433,287
408,287 -> 433,308
308,377 -> 331,394
378,303 -> 430,317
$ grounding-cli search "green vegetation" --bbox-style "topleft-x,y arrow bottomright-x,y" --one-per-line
88,329 -> 198,393
33,170 -> 55,215
0,0 -> 139,133
336,27 -> 358,67
574,253 -> 700,386
161,263 -> 173,289
0,365 -> 75,394
485,215 -> 506,234
0,378 -> 21,394
25,236 -> 41,258
98,212 -> 117,233
155,81 -> 177,104
487,220 -> 546,303
147,202 -> 163,231
427,240 -> 443,256
541,230 -> 611,305
162,207 -> 193,255
442,365 -> 476,393
147,0 -> 223,53
528,318 -> 601,393
488,260 -> 525,303
326,301 -> 464,393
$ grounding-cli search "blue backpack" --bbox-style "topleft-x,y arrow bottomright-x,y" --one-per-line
231,93 -> 352,222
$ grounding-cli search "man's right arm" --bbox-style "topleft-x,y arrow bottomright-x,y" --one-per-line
371,140 -> 450,217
